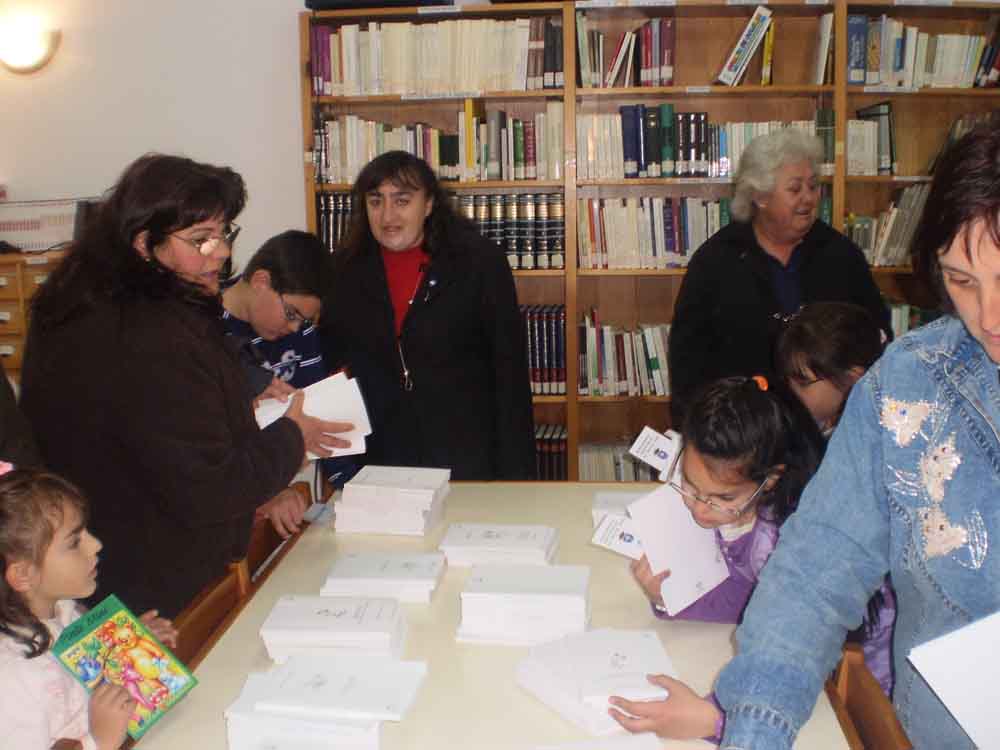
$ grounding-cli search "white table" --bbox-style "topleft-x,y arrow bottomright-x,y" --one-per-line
140,482 -> 848,749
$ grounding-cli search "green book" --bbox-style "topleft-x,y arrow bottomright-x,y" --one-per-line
719,198 -> 731,227
52,594 -> 197,740
513,118 -> 526,180
659,103 -> 675,176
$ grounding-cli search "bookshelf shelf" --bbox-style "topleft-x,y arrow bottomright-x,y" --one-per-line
578,84 -> 835,97
301,0 -> 961,480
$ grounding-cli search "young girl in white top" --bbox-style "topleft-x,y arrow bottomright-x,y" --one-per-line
0,468 -> 177,750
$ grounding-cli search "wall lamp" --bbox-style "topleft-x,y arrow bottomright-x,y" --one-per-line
0,14 -> 60,74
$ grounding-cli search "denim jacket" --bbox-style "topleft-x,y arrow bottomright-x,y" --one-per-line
716,315 -> 1000,749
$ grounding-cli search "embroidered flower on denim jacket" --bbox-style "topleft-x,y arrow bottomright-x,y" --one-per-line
919,434 -> 961,503
881,398 -> 931,447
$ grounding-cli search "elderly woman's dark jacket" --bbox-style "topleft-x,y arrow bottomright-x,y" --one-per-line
667,219 -> 891,424
320,225 -> 535,480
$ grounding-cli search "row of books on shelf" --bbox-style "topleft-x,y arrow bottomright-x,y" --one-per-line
575,13 -> 676,89
847,14 -> 1000,90
576,111 -> 833,181
579,316 -> 671,399
316,193 -> 354,253
846,102 -> 896,176
309,16 -> 563,99
521,304 -> 567,396
579,443 -> 657,483
534,423 -> 568,482
847,182 -> 930,268
458,192 -> 565,271
887,302 -> 940,340
314,102 -> 565,186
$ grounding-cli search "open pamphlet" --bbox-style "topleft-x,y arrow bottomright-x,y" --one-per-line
51,594 -> 197,740
255,372 -> 371,458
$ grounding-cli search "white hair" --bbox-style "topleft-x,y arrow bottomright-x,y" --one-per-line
731,129 -> 823,222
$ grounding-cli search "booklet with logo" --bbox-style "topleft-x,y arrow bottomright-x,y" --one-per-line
51,594 -> 197,740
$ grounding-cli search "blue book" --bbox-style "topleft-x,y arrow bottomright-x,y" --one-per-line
636,104 -> 648,177
847,15 -> 868,84
619,105 -> 639,178
664,198 -> 676,258
679,198 -> 689,256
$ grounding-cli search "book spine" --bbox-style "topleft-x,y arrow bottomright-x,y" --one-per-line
619,105 -> 639,178
513,119 -> 526,181
847,16 -> 868,84
524,120 -> 537,180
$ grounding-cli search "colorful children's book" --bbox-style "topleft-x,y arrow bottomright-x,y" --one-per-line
51,594 -> 197,739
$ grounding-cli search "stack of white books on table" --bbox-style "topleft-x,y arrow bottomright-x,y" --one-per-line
335,465 -> 450,535
517,628 -> 677,737
255,372 -> 372,459
320,551 -> 446,604
259,595 -> 407,663
456,564 -> 590,645
438,522 -> 559,566
225,654 -> 427,750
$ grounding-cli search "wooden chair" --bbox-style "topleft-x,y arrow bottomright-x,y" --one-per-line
172,560 -> 247,669
825,643 -> 912,750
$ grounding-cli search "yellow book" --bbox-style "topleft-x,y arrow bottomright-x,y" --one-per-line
464,98 -> 476,181
761,22 -> 775,86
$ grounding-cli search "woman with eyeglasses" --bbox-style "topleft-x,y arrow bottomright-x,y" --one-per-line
221,229 -> 357,537
19,154 -> 351,618
609,375 -> 887,742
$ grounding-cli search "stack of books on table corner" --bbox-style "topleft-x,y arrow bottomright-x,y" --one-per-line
335,465 -> 450,536
456,564 -> 590,645
438,522 -> 559,566
321,551 -> 446,604
225,654 -> 427,750
259,595 -> 407,664
517,628 -> 677,738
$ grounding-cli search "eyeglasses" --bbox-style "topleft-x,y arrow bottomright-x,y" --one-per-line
280,294 -> 312,327
170,223 -> 241,256
668,459 -> 772,519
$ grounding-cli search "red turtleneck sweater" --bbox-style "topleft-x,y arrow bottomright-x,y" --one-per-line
381,244 -> 430,337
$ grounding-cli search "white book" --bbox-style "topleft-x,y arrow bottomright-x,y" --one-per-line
902,26 -> 919,90
590,513 -> 642,560
908,610 -> 1000,748
341,465 -> 450,508
255,372 -> 371,459
439,523 -> 559,566
627,485 -> 730,615
322,552 -> 446,603
254,654 -> 427,723
813,13 -> 834,85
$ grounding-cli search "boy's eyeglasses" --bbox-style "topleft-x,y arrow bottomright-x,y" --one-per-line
170,223 -> 241,256
280,295 -> 312,327
667,450 -> 772,519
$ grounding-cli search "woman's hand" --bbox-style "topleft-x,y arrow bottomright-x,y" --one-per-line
89,682 -> 135,750
608,675 -> 721,739
284,391 -> 354,457
256,486 -> 310,538
138,609 -> 178,648
630,554 -> 670,607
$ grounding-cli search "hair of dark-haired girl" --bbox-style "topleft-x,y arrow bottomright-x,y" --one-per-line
776,302 -> 884,391
912,119 -> 1000,312
0,470 -> 89,658
337,150 -> 478,263
681,376 -> 825,524
240,230 -> 333,299
31,153 -> 247,330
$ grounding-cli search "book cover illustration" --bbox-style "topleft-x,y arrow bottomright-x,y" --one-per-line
51,594 -> 197,739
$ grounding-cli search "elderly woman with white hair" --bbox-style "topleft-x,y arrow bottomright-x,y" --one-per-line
667,128 -> 890,424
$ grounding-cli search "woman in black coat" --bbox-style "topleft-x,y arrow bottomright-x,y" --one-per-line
320,151 -> 535,480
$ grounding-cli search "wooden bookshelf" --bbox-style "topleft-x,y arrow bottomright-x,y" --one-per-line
299,0 -> 979,479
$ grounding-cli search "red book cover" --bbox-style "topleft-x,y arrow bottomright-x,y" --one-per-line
545,305 -> 557,394
642,23 -> 653,87
614,331 -> 627,394
524,120 -> 537,179
661,18 -> 676,86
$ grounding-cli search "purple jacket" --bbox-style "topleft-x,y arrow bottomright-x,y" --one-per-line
654,515 -> 896,696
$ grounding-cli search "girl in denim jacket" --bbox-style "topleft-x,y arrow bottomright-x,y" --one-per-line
715,122 -> 1000,749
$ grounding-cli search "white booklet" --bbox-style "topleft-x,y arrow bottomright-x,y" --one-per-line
439,522 -> 559,565
590,513 -> 642,560
253,654 -> 427,722
627,485 -> 729,615
908,610 -> 1000,747
627,427 -> 682,481
255,372 -> 371,458
342,465 -> 451,508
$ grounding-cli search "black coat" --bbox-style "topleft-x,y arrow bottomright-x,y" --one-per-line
320,228 -> 535,480
667,220 -> 891,424
21,297 -> 304,617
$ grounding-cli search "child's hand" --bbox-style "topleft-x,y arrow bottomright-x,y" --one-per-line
608,675 -> 721,739
630,555 -> 670,606
89,682 -> 135,750
139,609 -> 178,647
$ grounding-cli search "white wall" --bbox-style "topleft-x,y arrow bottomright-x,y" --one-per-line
0,0 -> 307,265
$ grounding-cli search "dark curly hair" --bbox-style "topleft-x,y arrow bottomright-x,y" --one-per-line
31,153 -> 246,329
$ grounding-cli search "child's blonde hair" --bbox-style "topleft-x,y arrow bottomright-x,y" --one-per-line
0,469 -> 88,657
